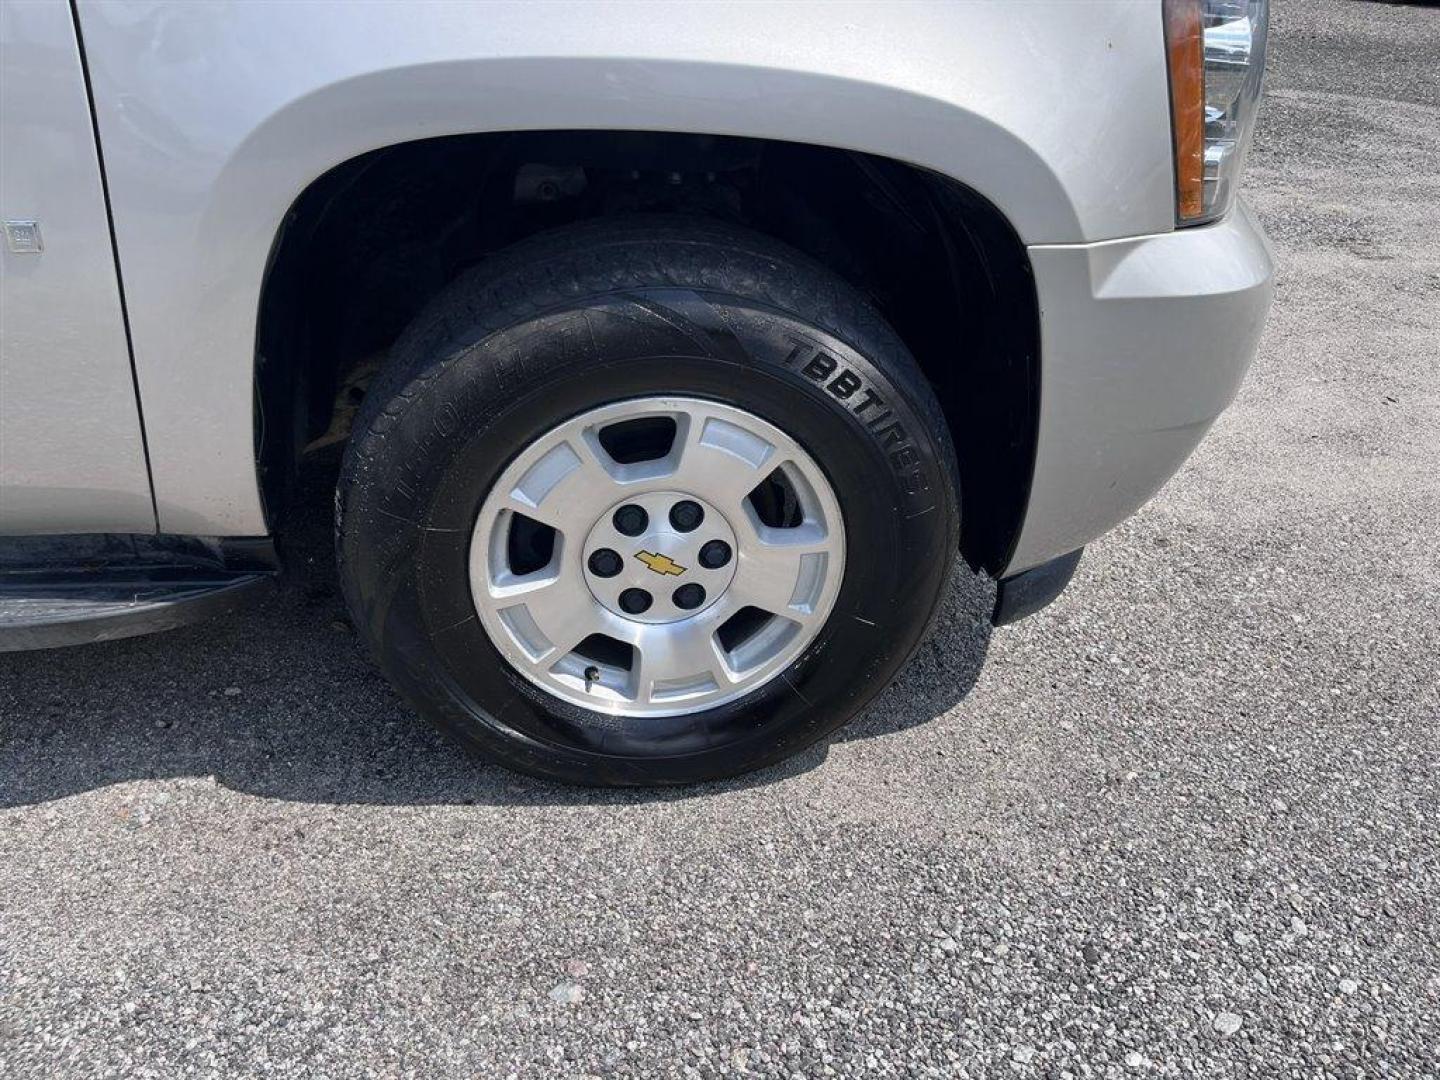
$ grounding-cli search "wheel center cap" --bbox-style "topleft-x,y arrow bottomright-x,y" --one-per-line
582,491 -> 738,625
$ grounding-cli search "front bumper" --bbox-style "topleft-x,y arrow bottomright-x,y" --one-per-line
1005,199 -> 1275,575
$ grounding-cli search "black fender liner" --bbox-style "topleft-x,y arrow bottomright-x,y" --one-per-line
991,548 -> 1082,626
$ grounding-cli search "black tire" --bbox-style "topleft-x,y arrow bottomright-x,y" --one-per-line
337,216 -> 959,785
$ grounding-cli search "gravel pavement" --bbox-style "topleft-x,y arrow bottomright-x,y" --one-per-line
3,3 -> 1437,1077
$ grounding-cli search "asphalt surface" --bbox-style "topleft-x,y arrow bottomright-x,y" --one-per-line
3,3 -> 1437,1077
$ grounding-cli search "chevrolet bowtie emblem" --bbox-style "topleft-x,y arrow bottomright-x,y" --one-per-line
635,550 -> 686,576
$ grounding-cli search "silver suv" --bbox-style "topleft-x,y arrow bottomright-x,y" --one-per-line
0,1 -> 1273,784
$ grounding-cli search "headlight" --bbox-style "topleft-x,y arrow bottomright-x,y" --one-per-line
1163,0 -> 1269,225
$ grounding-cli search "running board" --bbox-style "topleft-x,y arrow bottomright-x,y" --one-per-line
0,534 -> 277,652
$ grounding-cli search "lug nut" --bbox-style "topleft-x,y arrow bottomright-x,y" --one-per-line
698,539 -> 732,569
673,583 -> 706,610
618,588 -> 652,615
669,500 -> 704,532
587,548 -> 623,577
613,504 -> 648,537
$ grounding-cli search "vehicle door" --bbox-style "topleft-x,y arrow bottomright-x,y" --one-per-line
0,0 -> 153,533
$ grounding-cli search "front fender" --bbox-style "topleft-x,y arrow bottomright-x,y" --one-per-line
77,0 -> 1174,535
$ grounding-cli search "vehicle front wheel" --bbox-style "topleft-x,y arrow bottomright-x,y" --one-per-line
337,217 -> 959,785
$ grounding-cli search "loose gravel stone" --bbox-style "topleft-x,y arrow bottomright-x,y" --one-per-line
547,982 -> 584,1006
1214,1012 -> 1244,1037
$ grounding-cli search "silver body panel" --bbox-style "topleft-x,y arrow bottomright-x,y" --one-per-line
71,0 -> 1176,538
2,0 -> 1274,580
1010,202 -> 1275,573
0,0 -> 153,533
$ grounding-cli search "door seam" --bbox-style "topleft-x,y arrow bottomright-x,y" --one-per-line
66,0 -> 160,533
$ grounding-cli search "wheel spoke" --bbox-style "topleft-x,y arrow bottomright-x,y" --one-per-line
669,410 -> 779,512
502,436 -> 616,532
629,622 -> 731,704
488,568 -> 598,663
728,555 -> 794,614
727,524 -> 836,618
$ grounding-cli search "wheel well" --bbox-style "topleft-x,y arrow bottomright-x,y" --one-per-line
256,131 -> 1038,575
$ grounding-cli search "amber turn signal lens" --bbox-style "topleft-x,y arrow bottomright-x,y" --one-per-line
1164,0 -> 1206,222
